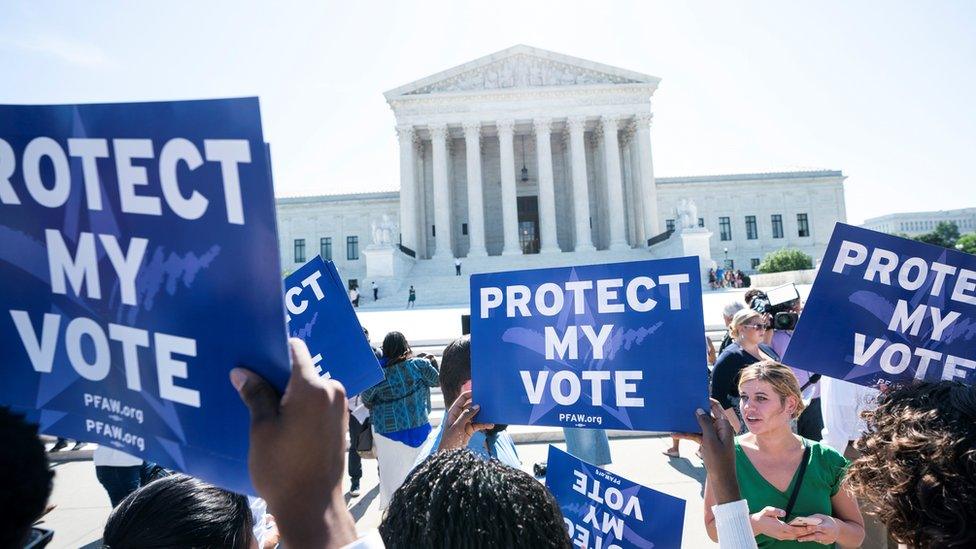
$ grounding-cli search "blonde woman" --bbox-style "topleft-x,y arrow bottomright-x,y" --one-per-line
710,309 -> 778,432
704,361 -> 864,547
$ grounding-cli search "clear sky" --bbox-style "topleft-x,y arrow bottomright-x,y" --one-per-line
2,1 -> 974,224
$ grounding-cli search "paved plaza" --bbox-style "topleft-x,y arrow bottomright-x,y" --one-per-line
41,436 -> 714,548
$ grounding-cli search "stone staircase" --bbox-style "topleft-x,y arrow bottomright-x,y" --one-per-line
358,247 -> 655,311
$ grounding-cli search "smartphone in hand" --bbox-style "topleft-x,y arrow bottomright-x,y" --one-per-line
788,516 -> 822,527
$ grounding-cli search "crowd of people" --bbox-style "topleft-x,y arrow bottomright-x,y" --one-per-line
708,267 -> 751,289
4,292 -> 976,548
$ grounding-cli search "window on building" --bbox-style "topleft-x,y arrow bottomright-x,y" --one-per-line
432,225 -> 436,237
751,258 -> 761,270
698,217 -> 705,228
462,223 -> 468,236
320,237 -> 332,261
719,217 -> 732,241
771,214 -> 784,239
666,219 -> 675,231
725,259 -> 734,269
797,213 -> 810,237
294,239 -> 305,263
346,236 -> 359,260
348,279 -> 358,290
746,216 -> 758,240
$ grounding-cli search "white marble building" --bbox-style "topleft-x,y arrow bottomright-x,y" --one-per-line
862,207 -> 976,236
275,45 -> 848,303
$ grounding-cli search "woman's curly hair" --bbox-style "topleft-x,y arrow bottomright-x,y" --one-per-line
846,381 -> 976,548
379,448 -> 571,548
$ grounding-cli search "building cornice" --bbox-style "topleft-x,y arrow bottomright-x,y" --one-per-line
658,170 -> 845,185
276,191 -> 400,206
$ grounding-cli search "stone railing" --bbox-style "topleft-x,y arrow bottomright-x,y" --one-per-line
397,244 -> 416,258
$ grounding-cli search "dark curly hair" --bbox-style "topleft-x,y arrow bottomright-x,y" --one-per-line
846,381 -> 976,548
379,448 -> 571,548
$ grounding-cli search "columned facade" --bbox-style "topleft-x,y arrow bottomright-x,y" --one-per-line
386,45 -> 664,260
392,115 -> 662,259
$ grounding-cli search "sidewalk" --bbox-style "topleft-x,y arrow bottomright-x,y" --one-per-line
40,435 -> 713,548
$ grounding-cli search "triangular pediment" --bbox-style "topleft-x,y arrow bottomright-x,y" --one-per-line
385,45 -> 659,99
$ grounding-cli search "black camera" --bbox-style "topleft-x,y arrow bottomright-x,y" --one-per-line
750,283 -> 801,331
772,311 -> 799,331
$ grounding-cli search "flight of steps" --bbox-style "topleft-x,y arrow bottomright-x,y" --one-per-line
357,248 -> 654,311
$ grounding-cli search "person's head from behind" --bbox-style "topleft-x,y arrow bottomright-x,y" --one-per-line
743,289 -> 765,307
737,361 -> 804,436
847,381 -> 976,548
380,448 -> 569,548
728,308 -> 766,346
382,331 -> 412,364
722,302 -> 744,327
103,474 -> 255,549
0,407 -> 53,549
439,335 -> 471,406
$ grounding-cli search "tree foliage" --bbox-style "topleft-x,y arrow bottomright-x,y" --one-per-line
956,233 -> 976,254
757,248 -> 814,274
912,221 -> 961,249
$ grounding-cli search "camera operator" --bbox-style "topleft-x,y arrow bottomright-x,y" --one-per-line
750,286 -> 823,441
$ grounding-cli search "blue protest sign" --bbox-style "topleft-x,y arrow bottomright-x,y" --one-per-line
470,257 -> 709,433
0,98 -> 288,495
545,445 -> 685,549
785,223 -> 976,386
284,256 -> 382,395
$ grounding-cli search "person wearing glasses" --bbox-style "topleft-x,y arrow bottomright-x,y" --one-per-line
710,309 -> 779,432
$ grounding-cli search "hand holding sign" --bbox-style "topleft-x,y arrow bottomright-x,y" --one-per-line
437,390 -> 494,452
231,339 -> 357,548
696,399 -> 740,505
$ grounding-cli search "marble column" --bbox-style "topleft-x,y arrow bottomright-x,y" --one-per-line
623,125 -> 646,246
462,121 -> 487,257
497,119 -> 521,255
601,115 -> 629,250
567,116 -> 595,252
429,123 -> 453,259
621,133 -> 637,245
635,112 -> 660,239
534,118 -> 559,253
396,125 -> 418,253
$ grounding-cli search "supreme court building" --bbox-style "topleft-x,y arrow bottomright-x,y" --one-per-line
276,45 -> 847,306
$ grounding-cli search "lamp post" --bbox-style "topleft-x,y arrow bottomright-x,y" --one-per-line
723,247 -> 729,268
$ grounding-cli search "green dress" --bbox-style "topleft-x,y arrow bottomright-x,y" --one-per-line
734,436 -> 849,548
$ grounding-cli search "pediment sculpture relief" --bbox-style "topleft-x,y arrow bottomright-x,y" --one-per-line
407,54 -> 641,95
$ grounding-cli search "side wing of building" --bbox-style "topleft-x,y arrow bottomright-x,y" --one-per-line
656,171 -> 847,271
